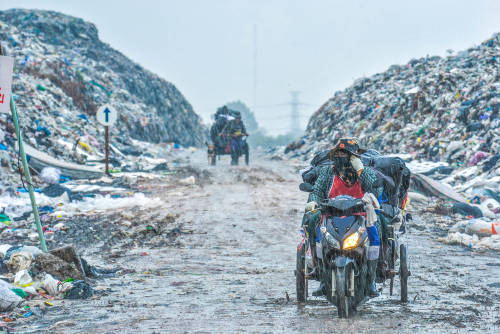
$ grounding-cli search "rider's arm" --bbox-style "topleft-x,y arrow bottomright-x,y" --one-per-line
309,165 -> 333,204
359,167 -> 383,199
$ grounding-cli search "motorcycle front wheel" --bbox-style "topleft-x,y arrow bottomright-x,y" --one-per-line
335,267 -> 353,318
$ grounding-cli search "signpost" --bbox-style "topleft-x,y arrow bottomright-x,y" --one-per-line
0,55 -> 14,113
96,105 -> 117,175
0,46 -> 47,252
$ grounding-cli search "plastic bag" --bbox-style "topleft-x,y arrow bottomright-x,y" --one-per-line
13,270 -> 37,295
0,279 -> 22,311
7,251 -> 33,273
40,273 -> 72,296
0,244 -> 12,259
179,176 -> 196,185
64,280 -> 94,299
40,167 -> 61,185
14,270 -> 32,287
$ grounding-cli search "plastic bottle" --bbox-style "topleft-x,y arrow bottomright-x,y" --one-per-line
465,220 -> 499,236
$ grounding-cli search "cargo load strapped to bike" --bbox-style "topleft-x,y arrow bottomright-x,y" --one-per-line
300,149 -> 411,213
360,149 -> 411,212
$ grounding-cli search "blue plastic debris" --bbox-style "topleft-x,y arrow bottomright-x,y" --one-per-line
17,187 -> 42,193
38,206 -> 54,213
59,175 -> 71,183
36,125 -> 51,137
78,114 -> 88,121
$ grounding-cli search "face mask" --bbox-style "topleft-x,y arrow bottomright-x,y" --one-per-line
333,156 -> 350,176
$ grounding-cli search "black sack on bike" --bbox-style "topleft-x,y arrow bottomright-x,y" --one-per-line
301,150 -> 332,185
361,149 -> 411,210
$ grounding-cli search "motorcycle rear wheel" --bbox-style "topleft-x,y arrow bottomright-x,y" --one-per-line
296,245 -> 307,302
400,244 -> 408,302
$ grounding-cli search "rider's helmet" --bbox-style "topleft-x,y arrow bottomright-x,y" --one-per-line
328,138 -> 364,185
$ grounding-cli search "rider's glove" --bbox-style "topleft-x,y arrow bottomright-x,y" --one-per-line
305,201 -> 318,212
350,156 -> 364,172
362,193 -> 379,227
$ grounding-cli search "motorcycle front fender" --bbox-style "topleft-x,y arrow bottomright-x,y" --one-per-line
334,256 -> 355,269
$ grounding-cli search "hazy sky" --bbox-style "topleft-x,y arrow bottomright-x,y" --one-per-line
1,0 -> 500,134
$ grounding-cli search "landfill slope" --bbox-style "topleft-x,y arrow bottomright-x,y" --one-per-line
0,8 -> 205,147
292,33 -> 500,163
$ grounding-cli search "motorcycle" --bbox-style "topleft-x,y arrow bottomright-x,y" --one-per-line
230,133 -> 249,166
296,194 -> 410,317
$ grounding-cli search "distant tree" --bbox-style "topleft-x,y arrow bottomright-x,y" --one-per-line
249,129 -> 296,148
221,100 -> 296,148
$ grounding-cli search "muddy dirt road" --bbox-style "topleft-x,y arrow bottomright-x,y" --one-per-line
16,153 -> 500,333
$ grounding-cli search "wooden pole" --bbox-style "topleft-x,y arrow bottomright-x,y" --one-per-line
105,125 -> 109,175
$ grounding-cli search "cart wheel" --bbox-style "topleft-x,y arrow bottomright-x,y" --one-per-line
390,239 -> 395,296
296,244 -> 307,302
400,244 -> 408,303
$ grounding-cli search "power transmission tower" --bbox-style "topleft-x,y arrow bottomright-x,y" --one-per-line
290,91 -> 301,134
253,24 -> 257,111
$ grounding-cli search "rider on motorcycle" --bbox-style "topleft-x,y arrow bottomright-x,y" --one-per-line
305,138 -> 383,297
229,112 -> 249,165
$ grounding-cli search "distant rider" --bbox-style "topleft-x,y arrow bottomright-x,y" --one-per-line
305,138 -> 383,297
229,112 -> 249,165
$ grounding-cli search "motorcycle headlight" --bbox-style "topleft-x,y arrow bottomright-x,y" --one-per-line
343,232 -> 360,250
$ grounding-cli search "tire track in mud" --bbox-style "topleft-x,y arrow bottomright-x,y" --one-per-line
13,153 -> 500,333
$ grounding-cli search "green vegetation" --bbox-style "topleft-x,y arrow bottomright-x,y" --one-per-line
225,101 -> 295,148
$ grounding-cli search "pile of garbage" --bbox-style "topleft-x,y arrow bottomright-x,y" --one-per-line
284,32 -> 500,164
410,163 -> 500,251
0,244 -> 103,326
0,9 -> 205,186
278,33 -> 500,251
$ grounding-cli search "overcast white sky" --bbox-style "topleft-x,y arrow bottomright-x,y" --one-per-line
1,0 -> 500,134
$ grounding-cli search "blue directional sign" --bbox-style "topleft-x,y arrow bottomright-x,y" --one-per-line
96,105 -> 117,126
104,107 -> 110,122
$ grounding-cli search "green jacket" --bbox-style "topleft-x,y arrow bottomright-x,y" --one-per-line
309,165 -> 383,204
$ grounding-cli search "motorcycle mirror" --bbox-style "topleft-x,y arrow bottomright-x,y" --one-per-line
299,182 -> 314,192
